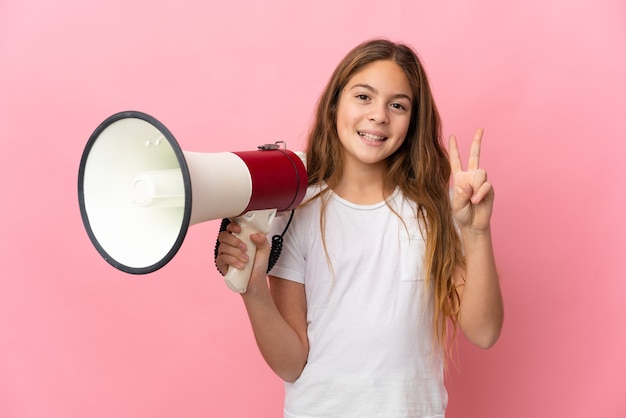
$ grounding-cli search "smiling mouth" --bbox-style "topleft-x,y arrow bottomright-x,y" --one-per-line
358,131 -> 387,142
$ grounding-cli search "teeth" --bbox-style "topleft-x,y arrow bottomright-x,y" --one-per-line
358,131 -> 386,142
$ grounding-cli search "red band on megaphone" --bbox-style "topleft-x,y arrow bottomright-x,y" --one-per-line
233,149 -> 307,213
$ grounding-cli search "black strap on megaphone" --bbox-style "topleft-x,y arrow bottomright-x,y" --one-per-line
213,209 -> 296,276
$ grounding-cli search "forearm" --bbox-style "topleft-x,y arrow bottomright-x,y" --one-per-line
457,227 -> 504,348
241,284 -> 309,382
217,225 -> 309,380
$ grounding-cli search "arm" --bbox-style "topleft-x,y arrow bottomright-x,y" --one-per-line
216,224 -> 309,382
449,129 -> 504,349
454,226 -> 503,348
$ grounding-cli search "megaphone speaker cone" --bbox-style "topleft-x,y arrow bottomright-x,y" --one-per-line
78,111 -> 192,274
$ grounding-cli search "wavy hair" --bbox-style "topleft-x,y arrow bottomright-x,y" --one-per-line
304,38 -> 465,355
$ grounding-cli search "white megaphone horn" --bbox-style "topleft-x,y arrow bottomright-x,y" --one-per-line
77,111 -> 307,293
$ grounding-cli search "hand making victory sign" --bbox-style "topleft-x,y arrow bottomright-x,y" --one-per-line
449,128 -> 494,232
448,127 -> 503,349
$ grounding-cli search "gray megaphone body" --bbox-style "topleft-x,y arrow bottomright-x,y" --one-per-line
78,111 -> 307,293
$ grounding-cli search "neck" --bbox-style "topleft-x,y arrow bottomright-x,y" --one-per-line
333,161 -> 390,205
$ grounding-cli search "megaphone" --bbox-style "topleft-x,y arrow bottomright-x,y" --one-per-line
78,111 -> 307,292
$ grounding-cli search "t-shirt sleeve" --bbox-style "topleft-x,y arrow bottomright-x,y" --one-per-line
267,209 -> 306,284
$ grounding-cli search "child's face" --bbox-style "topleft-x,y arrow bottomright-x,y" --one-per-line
335,59 -> 412,170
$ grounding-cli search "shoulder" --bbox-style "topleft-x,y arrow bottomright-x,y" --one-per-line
390,188 -> 419,217
302,183 -> 328,204
292,184 -> 327,218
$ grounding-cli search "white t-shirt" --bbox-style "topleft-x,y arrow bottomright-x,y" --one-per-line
269,185 -> 447,418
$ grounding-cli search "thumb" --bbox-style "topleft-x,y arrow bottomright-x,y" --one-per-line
249,233 -> 270,277
453,184 -> 473,210
250,232 -> 270,253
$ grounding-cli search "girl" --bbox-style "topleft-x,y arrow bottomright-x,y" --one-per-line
216,38 -> 504,418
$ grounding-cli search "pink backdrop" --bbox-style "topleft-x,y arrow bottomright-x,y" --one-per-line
1,1 -> 625,417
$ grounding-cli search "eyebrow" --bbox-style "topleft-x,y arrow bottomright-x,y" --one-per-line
349,83 -> 412,102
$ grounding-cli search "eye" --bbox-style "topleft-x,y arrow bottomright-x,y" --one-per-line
356,94 -> 370,101
390,102 -> 408,111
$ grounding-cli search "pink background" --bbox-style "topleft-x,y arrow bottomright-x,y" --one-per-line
1,1 -> 625,417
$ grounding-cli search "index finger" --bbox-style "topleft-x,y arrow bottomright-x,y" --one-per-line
448,134 -> 463,173
467,128 -> 484,171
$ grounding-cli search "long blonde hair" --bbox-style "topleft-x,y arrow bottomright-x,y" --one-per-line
305,38 -> 464,353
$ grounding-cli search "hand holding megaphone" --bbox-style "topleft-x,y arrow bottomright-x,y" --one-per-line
78,111 -> 307,292
221,209 -> 276,292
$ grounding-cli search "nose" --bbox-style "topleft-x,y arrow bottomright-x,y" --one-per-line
368,103 -> 389,124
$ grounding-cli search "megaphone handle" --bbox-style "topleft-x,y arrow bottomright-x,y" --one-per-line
224,209 -> 277,293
